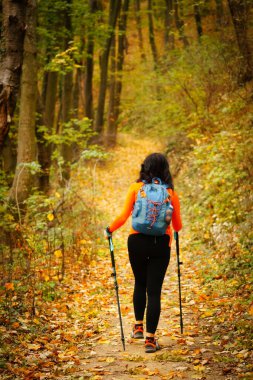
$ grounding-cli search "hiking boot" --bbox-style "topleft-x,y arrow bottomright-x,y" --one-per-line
145,337 -> 160,353
131,324 -> 144,339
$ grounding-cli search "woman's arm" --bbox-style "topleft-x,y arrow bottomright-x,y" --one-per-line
109,183 -> 136,233
171,191 -> 182,232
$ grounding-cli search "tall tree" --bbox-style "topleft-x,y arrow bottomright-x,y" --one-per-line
147,0 -> 159,67
61,0 -> 74,181
107,0 -> 130,146
95,0 -> 121,137
134,0 -> 146,60
193,1 -> 203,41
37,71 -> 58,192
215,0 -> 225,28
174,0 -> 189,47
84,0 -> 102,120
228,0 -> 253,83
0,0 -> 26,152
9,0 -> 37,206
164,0 -> 175,51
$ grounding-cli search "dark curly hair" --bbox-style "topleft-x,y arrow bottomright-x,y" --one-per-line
137,153 -> 174,189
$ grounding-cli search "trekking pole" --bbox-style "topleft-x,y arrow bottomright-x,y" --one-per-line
106,229 -> 126,351
174,232 -> 184,334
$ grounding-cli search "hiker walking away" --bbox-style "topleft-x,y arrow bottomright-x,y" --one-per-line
105,153 -> 182,353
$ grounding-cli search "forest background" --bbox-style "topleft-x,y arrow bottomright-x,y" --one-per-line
0,0 -> 252,378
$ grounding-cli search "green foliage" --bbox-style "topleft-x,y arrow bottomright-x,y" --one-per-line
121,37 -> 240,136
38,117 -> 93,147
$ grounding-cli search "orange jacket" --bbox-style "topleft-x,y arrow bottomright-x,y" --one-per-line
109,182 -> 182,245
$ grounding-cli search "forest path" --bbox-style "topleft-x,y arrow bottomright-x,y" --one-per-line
68,134 -> 236,380
3,134 -> 240,380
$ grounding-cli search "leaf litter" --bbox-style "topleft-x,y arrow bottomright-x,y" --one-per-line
1,135 -> 252,379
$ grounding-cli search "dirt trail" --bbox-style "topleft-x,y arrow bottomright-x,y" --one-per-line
3,134 -> 241,380
71,134 -> 236,380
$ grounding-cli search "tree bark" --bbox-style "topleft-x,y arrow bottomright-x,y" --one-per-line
107,36 -> 117,145
84,0 -> 102,120
9,0 -> 37,206
0,0 -> 26,151
134,0 -> 146,60
61,72 -> 73,181
107,0 -> 130,146
60,0 -> 74,181
164,0 -> 174,51
37,71 -> 58,192
227,0 -> 253,83
193,1 -> 203,41
215,0 -> 224,27
174,0 -> 189,47
94,0 -> 121,137
147,0 -> 159,68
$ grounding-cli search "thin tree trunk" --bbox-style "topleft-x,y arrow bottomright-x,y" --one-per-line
215,0 -> 224,27
37,71 -> 58,192
147,0 -> 159,68
227,0 -> 253,83
134,0 -> 146,60
0,0 -> 26,152
174,0 -> 189,47
94,0 -> 121,137
194,1 -> 203,41
107,36 -> 117,145
61,71 -> 73,181
60,0 -> 74,181
84,0 -> 102,120
164,0 -> 174,51
9,0 -> 37,206
107,0 -> 130,146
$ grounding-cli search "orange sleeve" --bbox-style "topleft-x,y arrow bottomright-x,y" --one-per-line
171,190 -> 182,232
109,183 -> 137,233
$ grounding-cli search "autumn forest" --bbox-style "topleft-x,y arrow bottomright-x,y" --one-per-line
0,0 -> 252,379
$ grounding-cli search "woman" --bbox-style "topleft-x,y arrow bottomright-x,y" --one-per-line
106,153 -> 182,353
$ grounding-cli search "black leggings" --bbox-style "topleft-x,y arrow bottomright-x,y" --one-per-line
128,234 -> 170,334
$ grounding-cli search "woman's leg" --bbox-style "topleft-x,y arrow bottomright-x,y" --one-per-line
146,235 -> 170,335
128,234 -> 149,322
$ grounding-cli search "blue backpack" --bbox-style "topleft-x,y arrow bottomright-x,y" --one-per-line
132,178 -> 173,236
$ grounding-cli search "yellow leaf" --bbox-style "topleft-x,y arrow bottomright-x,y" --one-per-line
27,343 -> 41,351
33,318 -> 40,325
55,192 -> 61,198
54,250 -> 62,258
43,274 -> 50,282
47,213 -> 54,221
106,357 -> 115,363
249,304 -> 253,316
193,365 -> 206,372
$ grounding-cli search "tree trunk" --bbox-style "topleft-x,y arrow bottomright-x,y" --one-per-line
134,0 -> 146,60
228,0 -> 253,83
215,0 -> 224,27
194,1 -> 203,41
37,71 -> 58,192
0,0 -> 26,151
107,0 -> 130,146
107,36 -> 117,145
9,0 -> 37,206
94,0 -> 121,137
147,0 -> 159,68
84,0 -> 102,120
61,71 -> 73,181
174,0 -> 189,47
60,0 -> 74,181
164,0 -> 174,51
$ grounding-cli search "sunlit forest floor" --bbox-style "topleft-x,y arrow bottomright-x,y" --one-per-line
1,134 -> 252,379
